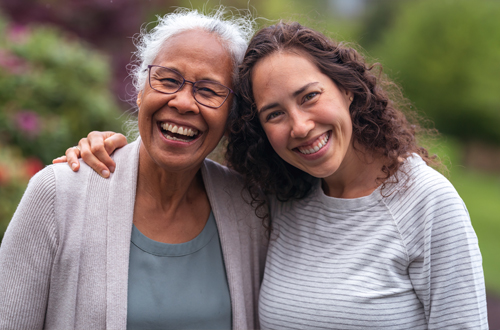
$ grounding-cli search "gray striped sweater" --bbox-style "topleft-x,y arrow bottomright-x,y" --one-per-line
260,155 -> 488,329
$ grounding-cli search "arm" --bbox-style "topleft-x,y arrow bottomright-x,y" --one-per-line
52,131 -> 128,178
406,194 -> 488,329
0,168 -> 58,329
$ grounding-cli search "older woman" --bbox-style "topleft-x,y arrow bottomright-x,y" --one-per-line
0,9 -> 267,330
58,21 -> 488,329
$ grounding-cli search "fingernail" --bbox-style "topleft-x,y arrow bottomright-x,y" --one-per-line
71,163 -> 77,170
101,170 -> 110,177
109,166 -> 115,173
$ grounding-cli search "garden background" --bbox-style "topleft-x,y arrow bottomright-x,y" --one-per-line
1,0 -> 499,327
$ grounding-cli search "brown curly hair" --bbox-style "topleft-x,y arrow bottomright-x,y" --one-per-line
226,21 -> 437,216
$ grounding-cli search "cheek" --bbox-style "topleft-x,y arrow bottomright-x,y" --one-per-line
263,125 -> 289,153
206,110 -> 230,136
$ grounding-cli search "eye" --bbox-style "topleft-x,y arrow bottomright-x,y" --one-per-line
196,87 -> 219,97
302,92 -> 319,103
264,110 -> 283,122
159,77 -> 182,88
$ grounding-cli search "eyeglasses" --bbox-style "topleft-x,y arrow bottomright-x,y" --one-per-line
147,65 -> 233,109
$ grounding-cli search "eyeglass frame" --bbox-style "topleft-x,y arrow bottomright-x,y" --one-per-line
146,64 -> 234,109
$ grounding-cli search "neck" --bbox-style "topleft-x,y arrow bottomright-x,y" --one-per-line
322,146 -> 387,199
136,142 -> 205,212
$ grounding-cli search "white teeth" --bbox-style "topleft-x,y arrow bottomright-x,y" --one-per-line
160,122 -> 199,137
164,134 -> 188,142
298,133 -> 329,155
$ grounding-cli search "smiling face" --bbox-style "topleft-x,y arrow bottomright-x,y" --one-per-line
252,51 -> 355,180
137,29 -> 233,173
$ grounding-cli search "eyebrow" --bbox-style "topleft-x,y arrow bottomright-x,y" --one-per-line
293,82 -> 319,97
258,82 -> 319,114
153,64 -> 225,84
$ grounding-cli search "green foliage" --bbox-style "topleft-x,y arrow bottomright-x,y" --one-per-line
0,143 -> 30,240
371,0 -> 500,144
0,16 -> 124,164
0,13 -> 125,242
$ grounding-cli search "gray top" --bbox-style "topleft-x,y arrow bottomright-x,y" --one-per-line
260,155 -> 488,330
0,138 -> 268,330
127,212 -> 231,330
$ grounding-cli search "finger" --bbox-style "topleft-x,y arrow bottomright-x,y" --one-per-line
65,146 -> 81,171
79,135 -> 111,178
103,133 -> 127,155
52,155 -> 68,164
87,131 -> 116,174
103,133 -> 127,173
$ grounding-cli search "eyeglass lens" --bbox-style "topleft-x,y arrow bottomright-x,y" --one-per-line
149,66 -> 231,108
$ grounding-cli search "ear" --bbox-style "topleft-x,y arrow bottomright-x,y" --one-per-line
346,90 -> 354,103
136,91 -> 143,108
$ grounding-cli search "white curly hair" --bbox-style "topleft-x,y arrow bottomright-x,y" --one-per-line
130,7 -> 255,100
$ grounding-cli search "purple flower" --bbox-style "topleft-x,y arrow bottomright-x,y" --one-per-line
15,111 -> 40,137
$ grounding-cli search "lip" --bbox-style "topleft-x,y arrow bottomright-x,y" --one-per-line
156,120 -> 203,146
293,131 -> 331,160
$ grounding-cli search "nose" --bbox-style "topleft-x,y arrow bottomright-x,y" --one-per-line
167,83 -> 200,114
290,109 -> 314,139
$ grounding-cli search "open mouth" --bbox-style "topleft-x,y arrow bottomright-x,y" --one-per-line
158,122 -> 201,142
295,131 -> 330,155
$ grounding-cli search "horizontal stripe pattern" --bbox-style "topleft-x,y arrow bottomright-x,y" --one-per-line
260,155 -> 488,329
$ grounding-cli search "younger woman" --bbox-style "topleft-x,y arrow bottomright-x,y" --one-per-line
227,22 -> 487,329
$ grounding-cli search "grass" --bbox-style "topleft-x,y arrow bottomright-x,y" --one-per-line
428,136 -> 500,295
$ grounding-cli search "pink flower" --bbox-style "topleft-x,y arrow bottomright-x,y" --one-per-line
0,49 -> 27,75
7,24 -> 30,44
15,111 -> 40,137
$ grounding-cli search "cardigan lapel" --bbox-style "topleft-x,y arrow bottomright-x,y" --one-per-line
105,139 -> 140,329
201,160 -> 245,329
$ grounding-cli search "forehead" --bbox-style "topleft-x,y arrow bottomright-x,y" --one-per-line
153,29 -> 233,84
251,52 -> 323,100
253,51 -> 321,83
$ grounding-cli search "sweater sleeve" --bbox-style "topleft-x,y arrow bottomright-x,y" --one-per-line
396,172 -> 488,329
0,167 -> 58,330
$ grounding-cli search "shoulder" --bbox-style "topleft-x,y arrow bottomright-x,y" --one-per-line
384,155 -> 473,250
201,159 -> 267,224
20,165 -> 58,211
202,158 -> 245,190
386,155 -> 464,211
110,138 -> 141,165
27,161 -> 96,202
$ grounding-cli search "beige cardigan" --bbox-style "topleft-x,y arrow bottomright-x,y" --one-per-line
0,139 -> 268,330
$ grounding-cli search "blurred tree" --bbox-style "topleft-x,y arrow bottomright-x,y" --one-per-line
357,0 -> 401,49
0,0 -> 169,101
0,15 -> 124,164
0,12 -> 124,242
0,0 -> 359,100
370,0 -> 500,144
